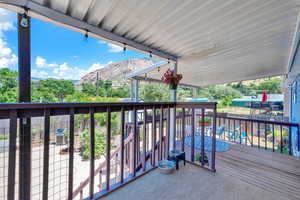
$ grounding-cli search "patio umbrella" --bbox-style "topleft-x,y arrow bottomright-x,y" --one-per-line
262,91 -> 268,102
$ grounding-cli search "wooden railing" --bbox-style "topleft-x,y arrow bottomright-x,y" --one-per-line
0,102 -> 217,200
215,114 -> 300,155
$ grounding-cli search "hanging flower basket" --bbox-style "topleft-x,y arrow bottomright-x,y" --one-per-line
161,69 -> 183,90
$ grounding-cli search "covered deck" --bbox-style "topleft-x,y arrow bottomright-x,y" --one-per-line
103,143 -> 300,200
0,1 -> 300,200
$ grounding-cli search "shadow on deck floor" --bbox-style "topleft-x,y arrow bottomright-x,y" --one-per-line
102,143 -> 300,200
102,164 -> 290,200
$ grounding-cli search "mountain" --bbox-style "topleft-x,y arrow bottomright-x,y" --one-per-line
31,77 -> 79,83
78,58 -> 155,86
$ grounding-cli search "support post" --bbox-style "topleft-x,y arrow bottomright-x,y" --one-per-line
95,72 -> 99,96
18,13 -> 31,200
169,62 -> 178,151
192,88 -> 197,99
129,80 -> 134,123
134,79 -> 139,102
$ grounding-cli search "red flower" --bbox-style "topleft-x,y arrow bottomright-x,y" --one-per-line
161,69 -> 183,87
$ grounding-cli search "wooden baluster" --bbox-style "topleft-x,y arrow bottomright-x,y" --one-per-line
233,120 -> 236,142
181,108 -> 186,152
106,107 -> 111,190
258,123 -> 260,148
298,126 -> 300,152
115,153 -> 118,183
251,121 -> 254,147
223,118 -> 226,140
99,170 -> 102,191
120,108 -> 125,183
272,124 -> 275,152
7,110 -> 17,200
143,107 -> 147,171
201,109 -> 205,166
228,119 -> 231,141
245,121 -> 248,146
68,108 -> 74,200
166,106 -> 170,158
239,120 -> 242,144
152,107 -> 156,167
137,126 -> 140,165
133,106 -> 137,177
288,126 -> 292,155
89,107 -> 95,198
80,189 -> 83,200
264,123 -> 267,150
211,107 -> 217,172
280,125 -> 283,153
159,106 -> 163,160
191,108 -> 195,162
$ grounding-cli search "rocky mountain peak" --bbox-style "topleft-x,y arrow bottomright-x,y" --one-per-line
78,58 -> 154,86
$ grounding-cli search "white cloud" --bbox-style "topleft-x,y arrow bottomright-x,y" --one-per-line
0,8 -> 15,37
98,40 -> 106,44
107,43 -> 123,53
32,69 -> 49,79
87,62 -> 105,73
87,61 -> 113,73
0,38 -> 17,68
53,62 -> 85,80
98,40 -> 123,53
35,56 -> 58,68
0,8 -> 17,69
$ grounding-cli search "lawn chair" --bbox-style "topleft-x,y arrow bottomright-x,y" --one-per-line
207,125 -> 225,138
229,126 -> 247,143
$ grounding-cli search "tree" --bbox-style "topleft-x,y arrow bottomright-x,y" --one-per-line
140,83 -> 169,102
31,81 -> 58,102
228,77 -> 282,95
82,82 -> 96,96
255,78 -> 282,94
198,85 -> 242,100
177,87 -> 192,101
81,80 -> 130,98
36,79 -> 75,101
0,68 -> 18,102
65,93 -> 120,135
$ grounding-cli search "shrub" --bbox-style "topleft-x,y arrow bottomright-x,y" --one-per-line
80,129 -> 106,160
0,134 -> 8,140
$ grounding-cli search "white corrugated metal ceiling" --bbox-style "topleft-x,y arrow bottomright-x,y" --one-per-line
1,0 -> 300,86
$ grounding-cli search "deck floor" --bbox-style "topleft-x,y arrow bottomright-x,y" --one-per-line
103,143 -> 300,200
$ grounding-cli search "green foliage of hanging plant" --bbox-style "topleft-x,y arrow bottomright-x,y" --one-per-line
80,129 -> 106,160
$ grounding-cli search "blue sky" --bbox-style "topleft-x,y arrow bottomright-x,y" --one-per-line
0,8 -> 147,80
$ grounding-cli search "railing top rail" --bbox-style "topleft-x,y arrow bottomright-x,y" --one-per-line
176,102 -> 217,109
0,102 -> 216,119
217,115 -> 299,128
0,102 -> 176,110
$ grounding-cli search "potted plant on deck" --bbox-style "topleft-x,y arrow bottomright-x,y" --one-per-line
161,69 -> 183,90
198,116 -> 212,127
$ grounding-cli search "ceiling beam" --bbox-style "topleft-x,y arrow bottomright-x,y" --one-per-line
0,0 -> 178,61
126,61 -> 169,79
133,76 -> 200,89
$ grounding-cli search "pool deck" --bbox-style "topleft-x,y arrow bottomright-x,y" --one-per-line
103,143 -> 300,200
